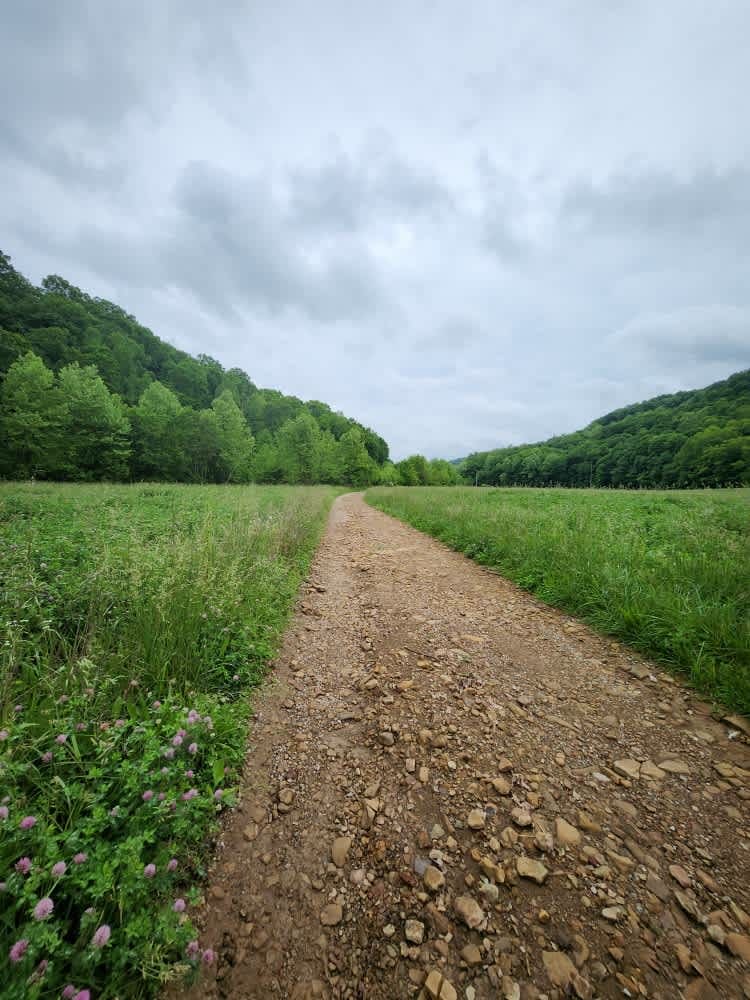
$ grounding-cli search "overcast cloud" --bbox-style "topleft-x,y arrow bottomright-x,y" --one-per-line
2,0 -> 749,459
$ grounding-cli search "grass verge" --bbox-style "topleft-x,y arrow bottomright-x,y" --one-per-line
0,483 -> 337,998
366,486 -> 750,714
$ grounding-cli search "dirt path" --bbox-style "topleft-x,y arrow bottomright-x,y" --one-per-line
177,493 -> 750,1000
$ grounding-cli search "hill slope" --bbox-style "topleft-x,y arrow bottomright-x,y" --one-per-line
0,251 -> 389,484
461,371 -> 750,488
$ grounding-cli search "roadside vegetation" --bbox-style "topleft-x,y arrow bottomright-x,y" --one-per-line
0,482 -> 337,998
367,486 -> 750,713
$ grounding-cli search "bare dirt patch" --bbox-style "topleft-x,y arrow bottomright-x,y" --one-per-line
173,493 -> 750,999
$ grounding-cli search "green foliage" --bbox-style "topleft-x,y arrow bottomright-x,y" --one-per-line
0,352 -> 61,478
338,427 -> 377,487
0,482 -> 338,997
367,486 -> 750,713
132,382 -> 185,480
56,364 -> 131,481
276,412 -> 324,484
0,251 -> 389,484
460,370 -> 750,489
392,454 -> 460,486
211,390 -> 254,482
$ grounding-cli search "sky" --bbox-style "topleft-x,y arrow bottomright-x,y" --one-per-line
1,1 -> 749,460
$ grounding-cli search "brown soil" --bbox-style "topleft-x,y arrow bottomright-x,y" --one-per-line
173,493 -> 750,1000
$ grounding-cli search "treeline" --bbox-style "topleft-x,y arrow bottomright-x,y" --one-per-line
384,454 -> 460,486
0,252 -> 389,485
461,370 -> 750,488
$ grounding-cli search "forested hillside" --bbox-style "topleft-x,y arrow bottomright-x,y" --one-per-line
461,371 -> 750,488
0,252 -> 389,484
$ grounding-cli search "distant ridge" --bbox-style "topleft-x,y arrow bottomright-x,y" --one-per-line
460,370 -> 750,488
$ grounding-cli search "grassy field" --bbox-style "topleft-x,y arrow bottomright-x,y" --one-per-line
367,486 -> 750,714
0,482 -> 337,999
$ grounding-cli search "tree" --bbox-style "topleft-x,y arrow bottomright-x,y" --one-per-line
56,363 -> 131,480
179,408 -> 221,483
277,412 -> 323,483
397,455 -> 429,485
339,427 -> 376,486
251,429 -> 285,483
212,390 -> 254,482
132,381 -> 184,480
378,461 -> 401,485
0,352 -> 61,477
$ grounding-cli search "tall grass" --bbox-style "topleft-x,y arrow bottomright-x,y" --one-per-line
0,483 -> 337,998
366,486 -> 750,714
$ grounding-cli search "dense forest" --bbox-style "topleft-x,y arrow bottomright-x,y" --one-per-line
460,370 -> 750,488
0,251 -> 406,485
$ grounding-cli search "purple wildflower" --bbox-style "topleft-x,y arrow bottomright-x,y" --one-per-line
114,718 -> 125,727
203,715 -> 213,729
0,730 -> 8,741
158,792 -> 165,801
0,805 -> 8,820
73,991 -> 91,1000
62,987 -> 76,999
142,790 -> 154,802
152,700 -> 161,709
202,948 -> 215,965
51,861 -> 67,877
167,858 -> 178,871
188,742 -> 198,754
185,769 -> 194,779
186,940 -> 200,958
15,857 -> 32,875
14,704 -> 22,712
181,788 -> 198,801
76,722 -> 86,731
173,898 -> 186,912
73,852 -> 87,865
41,751 -> 53,763
20,815 -> 37,830
187,710 -> 200,724
55,734 -> 68,745
91,924 -> 111,948
143,863 -> 156,878
9,938 -> 29,963
34,897 -> 54,920
172,734 -> 184,747
214,789 -> 224,801
163,748 -> 175,760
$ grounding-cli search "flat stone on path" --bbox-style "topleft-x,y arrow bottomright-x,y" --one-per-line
320,903 -> 343,926
331,836 -> 352,867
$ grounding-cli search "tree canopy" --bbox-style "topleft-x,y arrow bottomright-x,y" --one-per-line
0,251 -> 391,485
